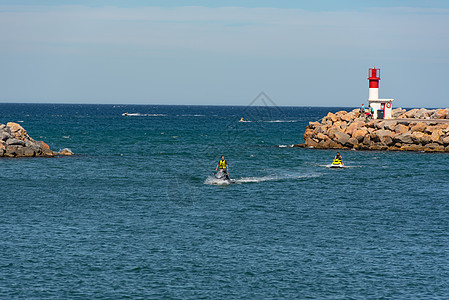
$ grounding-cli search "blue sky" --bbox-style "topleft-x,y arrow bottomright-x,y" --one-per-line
2,0 -> 449,10
1,1 -> 449,107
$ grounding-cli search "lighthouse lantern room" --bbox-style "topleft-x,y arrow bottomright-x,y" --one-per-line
367,67 -> 394,119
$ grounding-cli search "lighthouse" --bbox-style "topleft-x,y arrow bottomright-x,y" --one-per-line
367,67 -> 394,119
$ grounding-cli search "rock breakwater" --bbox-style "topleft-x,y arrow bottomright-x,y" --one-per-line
1,122 -> 70,158
298,108 -> 449,152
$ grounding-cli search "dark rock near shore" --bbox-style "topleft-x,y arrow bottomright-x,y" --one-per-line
298,108 -> 449,152
0,122 -> 73,158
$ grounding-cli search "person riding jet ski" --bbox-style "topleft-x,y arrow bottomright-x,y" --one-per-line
332,152 -> 344,167
215,155 -> 230,180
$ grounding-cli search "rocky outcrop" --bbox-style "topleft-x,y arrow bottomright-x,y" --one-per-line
0,122 -> 72,158
395,107 -> 449,119
297,108 -> 449,152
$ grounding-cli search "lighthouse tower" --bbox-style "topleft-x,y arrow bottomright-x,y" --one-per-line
367,67 -> 394,119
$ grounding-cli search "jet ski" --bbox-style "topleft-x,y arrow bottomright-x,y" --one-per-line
330,159 -> 345,168
214,170 -> 236,183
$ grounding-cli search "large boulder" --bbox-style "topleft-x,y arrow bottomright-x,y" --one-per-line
308,121 -> 321,129
23,148 -> 36,157
7,122 -> 25,133
316,133 -> 328,141
353,129 -> 369,142
304,128 -> 315,140
375,121 -> 386,130
341,112 -> 355,122
329,140 -> 344,149
344,122 -> 360,136
424,125 -> 446,135
392,108 -> 406,118
322,117 -> 332,126
376,121 -> 397,131
314,124 -> 326,134
362,135 -> 371,146
5,145 -> 24,157
304,137 -> 319,148
411,131 -> 431,145
430,130 -> 443,144
371,129 -> 394,146
327,127 -> 342,139
424,143 -> 445,152
442,136 -> 449,146
393,124 -> 410,134
347,137 -> 359,147
6,122 -> 30,141
414,108 -> 427,119
431,109 -> 449,119
394,132 -> 413,144
324,112 -> 339,123
333,131 -> 351,146
365,120 -> 375,128
0,131 -> 12,141
335,111 -> 348,117
436,124 -> 449,131
410,122 -> 427,133
383,121 -> 397,131
333,121 -> 344,131
404,109 -> 419,118
6,138 -> 26,146
369,142 -> 388,151
401,144 -> 424,152
424,125 -> 436,135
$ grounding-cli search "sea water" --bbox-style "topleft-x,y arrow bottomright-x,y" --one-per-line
1,104 -> 449,299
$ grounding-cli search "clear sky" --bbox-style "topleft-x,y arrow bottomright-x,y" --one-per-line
1,0 -> 449,107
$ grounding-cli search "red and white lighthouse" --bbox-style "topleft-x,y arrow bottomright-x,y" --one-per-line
368,67 -> 380,101
367,67 -> 394,119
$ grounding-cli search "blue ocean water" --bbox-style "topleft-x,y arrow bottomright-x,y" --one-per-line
1,103 -> 449,299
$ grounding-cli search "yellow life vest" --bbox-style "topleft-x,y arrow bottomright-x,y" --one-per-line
219,159 -> 227,169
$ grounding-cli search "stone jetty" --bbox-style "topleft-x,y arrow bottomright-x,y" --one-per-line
297,108 -> 449,152
0,122 -> 71,158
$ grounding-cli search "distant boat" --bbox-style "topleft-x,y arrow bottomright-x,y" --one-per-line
122,112 -> 141,116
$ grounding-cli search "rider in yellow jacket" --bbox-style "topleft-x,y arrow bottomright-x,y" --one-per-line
216,155 -> 229,179
333,152 -> 344,166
